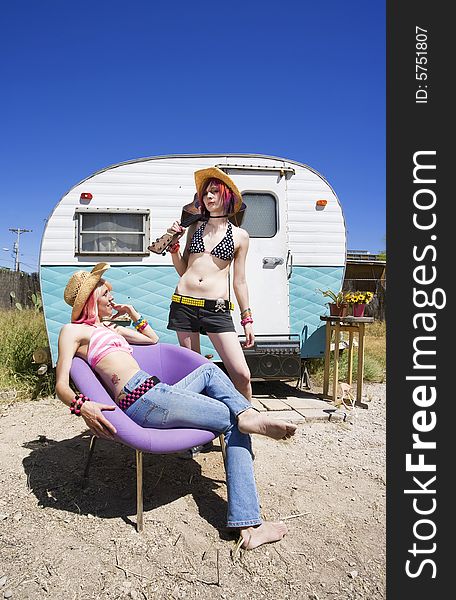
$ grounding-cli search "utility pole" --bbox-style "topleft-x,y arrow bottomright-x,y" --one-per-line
9,228 -> 32,272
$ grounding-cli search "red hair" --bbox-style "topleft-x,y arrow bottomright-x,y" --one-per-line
73,279 -> 112,325
199,179 -> 235,219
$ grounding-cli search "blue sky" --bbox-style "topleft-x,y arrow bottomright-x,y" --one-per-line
0,0 -> 385,273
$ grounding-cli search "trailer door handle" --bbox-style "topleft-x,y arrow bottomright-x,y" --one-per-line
286,250 -> 293,279
263,256 -> 284,269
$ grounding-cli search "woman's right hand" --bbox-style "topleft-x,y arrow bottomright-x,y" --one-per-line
167,221 -> 185,237
110,302 -> 139,322
80,401 -> 117,440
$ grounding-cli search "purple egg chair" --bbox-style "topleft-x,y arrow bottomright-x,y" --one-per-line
70,343 -> 225,532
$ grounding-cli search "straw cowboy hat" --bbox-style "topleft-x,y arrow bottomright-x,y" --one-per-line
194,167 -> 244,215
64,262 -> 110,321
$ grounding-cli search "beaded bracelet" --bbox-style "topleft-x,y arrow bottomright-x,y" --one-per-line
132,315 -> 144,328
70,393 -> 89,416
240,307 -> 252,317
168,242 -> 180,254
241,317 -> 254,326
134,319 -> 148,332
137,320 -> 149,332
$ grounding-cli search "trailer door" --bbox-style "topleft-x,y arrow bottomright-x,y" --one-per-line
225,167 -> 291,336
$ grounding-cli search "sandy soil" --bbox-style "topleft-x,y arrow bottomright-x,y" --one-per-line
0,382 -> 385,600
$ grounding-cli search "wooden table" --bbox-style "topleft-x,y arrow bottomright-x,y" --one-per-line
320,315 -> 374,406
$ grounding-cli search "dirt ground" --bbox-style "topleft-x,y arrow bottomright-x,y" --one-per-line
0,382 -> 385,600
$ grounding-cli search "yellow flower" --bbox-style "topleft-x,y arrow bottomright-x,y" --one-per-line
346,291 -> 374,305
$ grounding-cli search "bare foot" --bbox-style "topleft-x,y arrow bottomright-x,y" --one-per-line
237,409 -> 297,440
240,521 -> 288,550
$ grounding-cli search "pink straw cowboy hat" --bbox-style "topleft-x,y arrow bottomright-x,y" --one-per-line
64,262 -> 110,321
194,167 -> 243,215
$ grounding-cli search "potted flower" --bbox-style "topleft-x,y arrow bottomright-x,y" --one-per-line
318,289 -> 349,317
345,291 -> 374,317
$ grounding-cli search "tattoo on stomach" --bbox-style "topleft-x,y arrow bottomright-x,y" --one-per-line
111,373 -> 120,385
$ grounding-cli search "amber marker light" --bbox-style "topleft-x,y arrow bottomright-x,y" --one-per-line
316,199 -> 328,207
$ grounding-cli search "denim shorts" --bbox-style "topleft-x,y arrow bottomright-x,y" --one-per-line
167,301 -> 236,335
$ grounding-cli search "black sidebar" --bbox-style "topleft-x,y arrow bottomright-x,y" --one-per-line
387,2 -> 451,597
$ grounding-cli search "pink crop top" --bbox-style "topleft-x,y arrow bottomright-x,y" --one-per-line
87,326 -> 133,369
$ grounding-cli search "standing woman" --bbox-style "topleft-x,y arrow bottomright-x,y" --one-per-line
167,168 -> 254,400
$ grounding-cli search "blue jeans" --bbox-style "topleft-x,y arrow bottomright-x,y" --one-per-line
124,363 -> 262,528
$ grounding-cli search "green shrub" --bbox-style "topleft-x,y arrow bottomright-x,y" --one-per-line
308,353 -> 385,386
0,309 -> 55,400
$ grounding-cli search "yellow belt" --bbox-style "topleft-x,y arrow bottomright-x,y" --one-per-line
171,294 -> 234,311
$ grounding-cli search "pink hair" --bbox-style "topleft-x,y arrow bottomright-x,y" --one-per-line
199,179 -> 235,218
72,279 -> 112,325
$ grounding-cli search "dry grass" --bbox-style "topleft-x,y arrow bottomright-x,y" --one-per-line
0,309 -> 55,401
364,320 -> 386,373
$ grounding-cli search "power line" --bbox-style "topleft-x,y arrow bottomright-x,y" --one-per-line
20,261 -> 39,271
0,254 -> 14,265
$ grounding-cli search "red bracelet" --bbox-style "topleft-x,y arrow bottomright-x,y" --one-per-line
241,317 -> 254,326
70,393 -> 90,416
168,242 -> 180,254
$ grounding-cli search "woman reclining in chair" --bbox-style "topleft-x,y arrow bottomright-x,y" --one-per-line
56,263 -> 297,550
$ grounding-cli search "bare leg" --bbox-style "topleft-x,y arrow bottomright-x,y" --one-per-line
208,331 -> 252,400
240,522 -> 288,550
177,330 -> 201,354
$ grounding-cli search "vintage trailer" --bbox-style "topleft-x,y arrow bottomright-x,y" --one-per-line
40,153 -> 346,380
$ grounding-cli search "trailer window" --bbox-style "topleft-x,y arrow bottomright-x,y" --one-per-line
76,211 -> 149,255
240,193 -> 277,238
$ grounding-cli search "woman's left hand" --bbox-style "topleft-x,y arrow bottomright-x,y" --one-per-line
242,322 -> 255,348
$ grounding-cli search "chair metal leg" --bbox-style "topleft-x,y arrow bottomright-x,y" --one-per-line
83,435 -> 98,480
136,450 -> 144,533
218,434 -> 227,469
